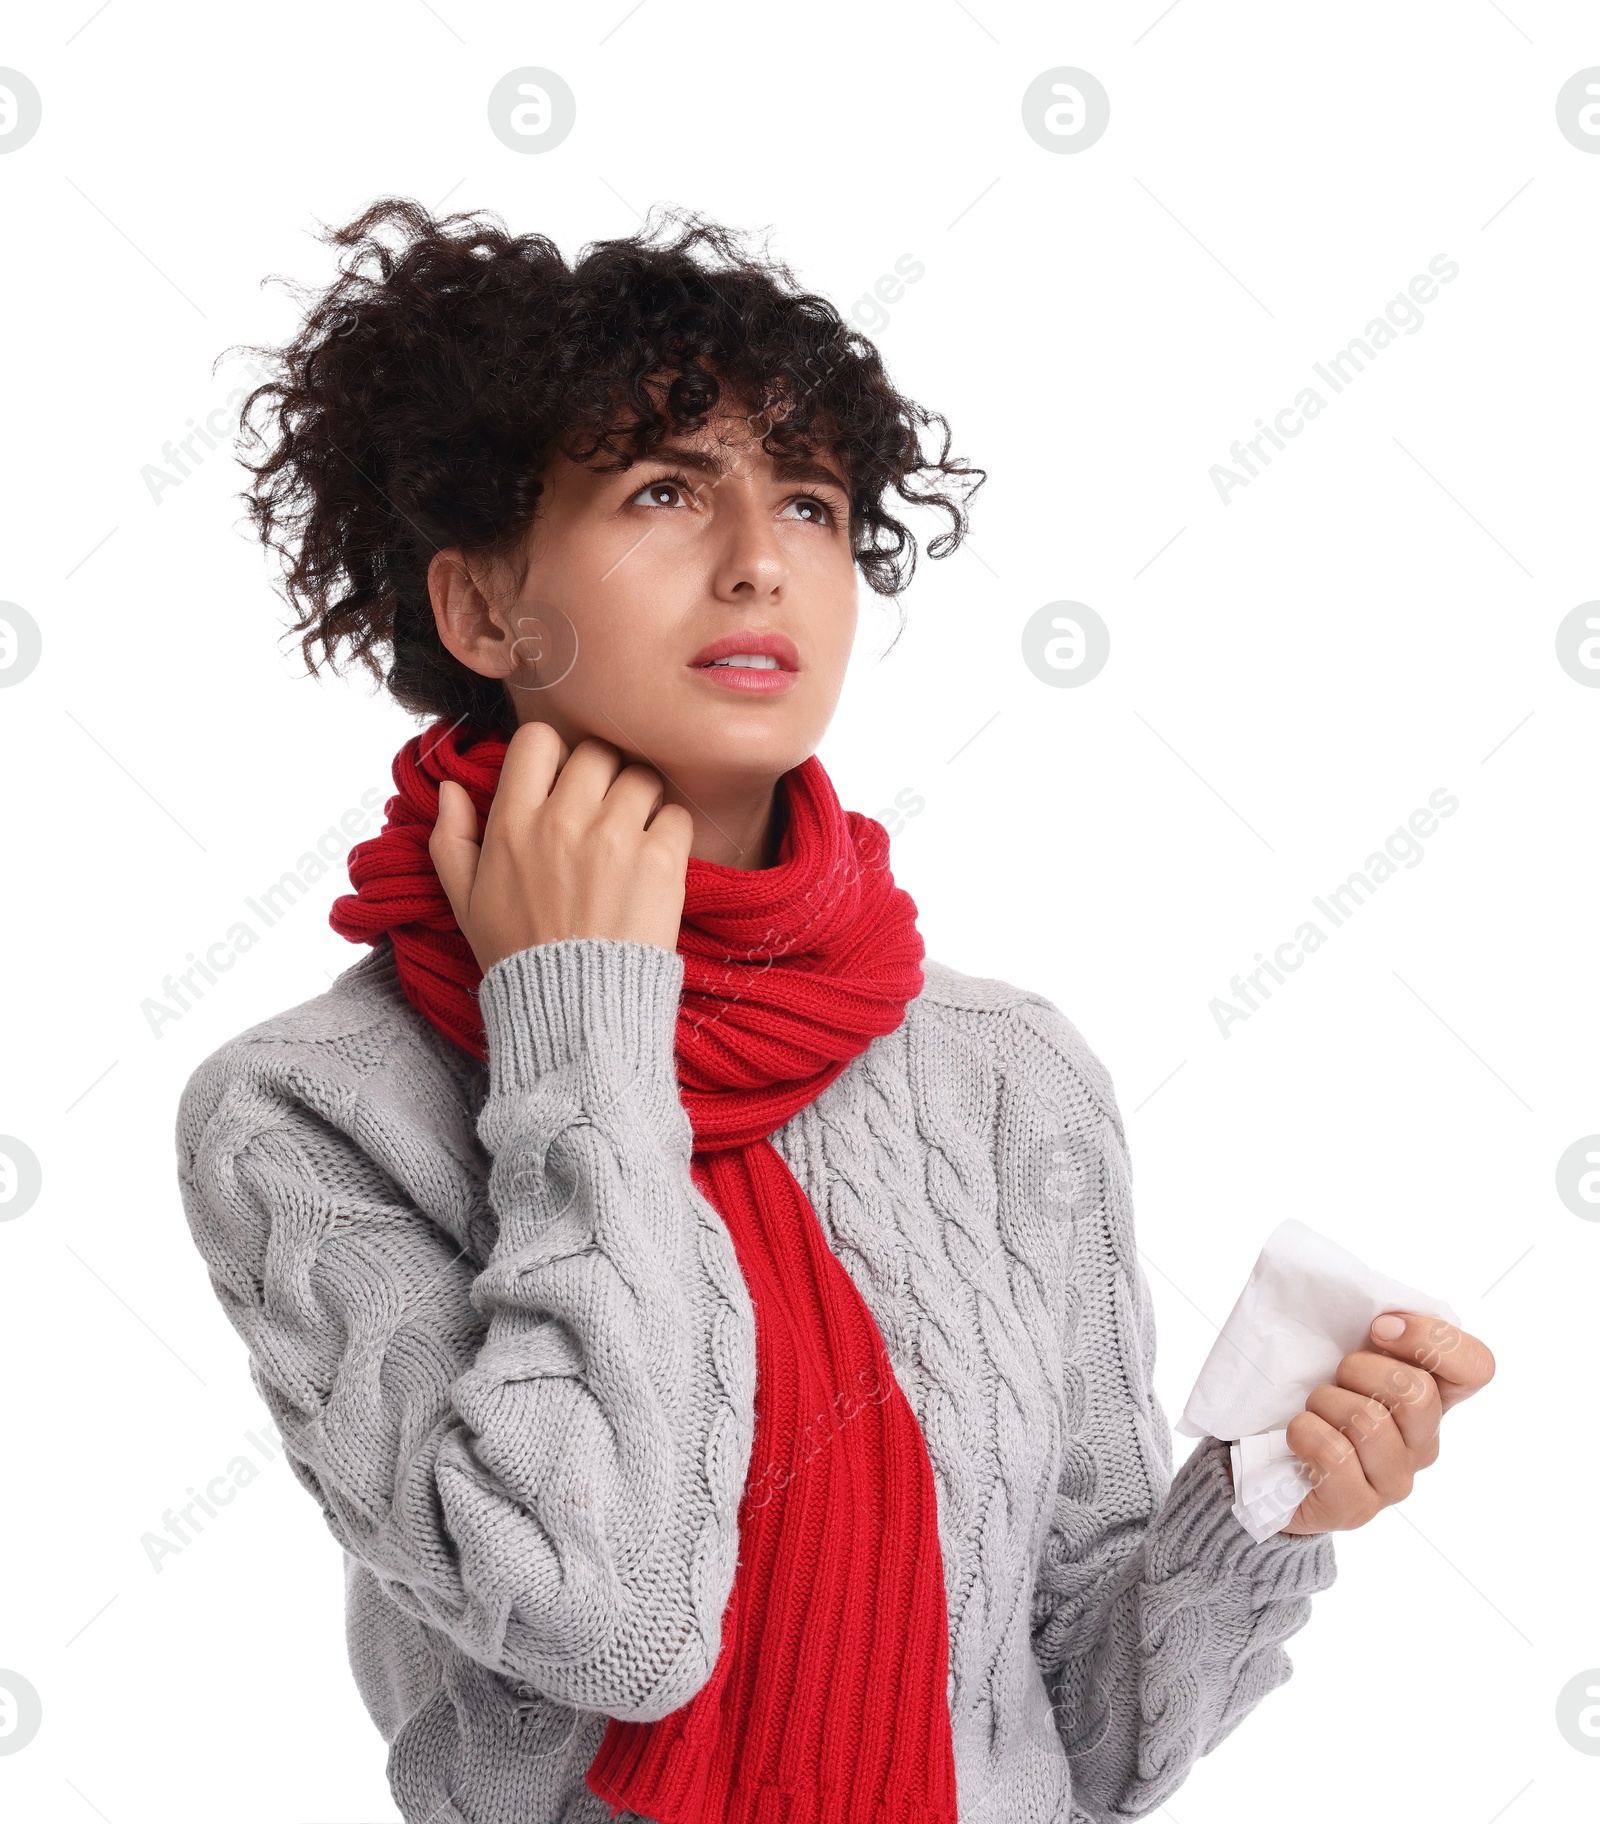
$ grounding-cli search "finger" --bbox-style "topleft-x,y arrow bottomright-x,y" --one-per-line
1332,1348 -> 1442,1458
1282,1408 -> 1378,1533
599,762 -> 669,829
1366,1312 -> 1496,1414
481,721 -> 567,850
1303,1382 -> 1414,1502
646,800 -> 695,855
428,780 -> 481,929
544,736 -> 623,808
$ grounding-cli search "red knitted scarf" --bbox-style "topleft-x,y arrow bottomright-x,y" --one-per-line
331,721 -> 959,1824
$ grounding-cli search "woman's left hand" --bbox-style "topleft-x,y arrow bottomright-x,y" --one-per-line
1280,1312 -> 1496,1534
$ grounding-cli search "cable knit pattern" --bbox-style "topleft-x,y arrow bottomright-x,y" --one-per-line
176,940 -> 1337,1824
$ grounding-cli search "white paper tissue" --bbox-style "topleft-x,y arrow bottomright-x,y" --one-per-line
1176,1218 -> 1461,1543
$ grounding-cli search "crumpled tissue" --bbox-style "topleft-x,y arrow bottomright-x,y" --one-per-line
1176,1218 -> 1461,1543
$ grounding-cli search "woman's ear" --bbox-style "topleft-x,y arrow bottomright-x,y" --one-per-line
428,548 -> 517,679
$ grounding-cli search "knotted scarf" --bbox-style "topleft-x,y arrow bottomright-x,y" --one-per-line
330,720 -> 960,1824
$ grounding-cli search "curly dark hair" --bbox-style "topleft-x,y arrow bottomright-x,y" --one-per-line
232,197 -> 985,732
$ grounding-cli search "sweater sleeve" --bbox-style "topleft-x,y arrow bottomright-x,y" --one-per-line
175,939 -> 755,1723
1019,1007 -> 1338,1822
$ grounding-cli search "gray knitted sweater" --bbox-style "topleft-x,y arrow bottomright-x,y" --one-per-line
175,937 -> 1337,1824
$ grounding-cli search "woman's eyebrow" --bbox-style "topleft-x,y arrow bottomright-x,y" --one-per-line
642,442 -> 850,496
772,452 -> 851,495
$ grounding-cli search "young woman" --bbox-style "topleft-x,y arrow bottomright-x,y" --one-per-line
176,200 -> 1492,1824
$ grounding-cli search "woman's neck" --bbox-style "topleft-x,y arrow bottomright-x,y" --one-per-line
667,771 -> 784,870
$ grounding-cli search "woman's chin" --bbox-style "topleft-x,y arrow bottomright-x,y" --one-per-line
660,725 -> 822,785
629,693 -> 831,779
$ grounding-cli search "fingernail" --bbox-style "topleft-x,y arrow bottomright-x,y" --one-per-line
1371,1313 -> 1405,1341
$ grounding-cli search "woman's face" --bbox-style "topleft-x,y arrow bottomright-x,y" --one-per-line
431,399 -> 860,794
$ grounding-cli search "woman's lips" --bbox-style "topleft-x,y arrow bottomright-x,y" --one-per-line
688,630 -> 800,694
691,657 -> 798,694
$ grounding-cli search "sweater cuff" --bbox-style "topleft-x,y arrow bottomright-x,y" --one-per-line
1151,1433 -> 1338,1597
478,939 -> 685,1094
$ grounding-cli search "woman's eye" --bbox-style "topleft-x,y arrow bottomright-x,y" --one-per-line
630,478 -> 690,509
627,479 -> 837,523
781,495 -> 834,526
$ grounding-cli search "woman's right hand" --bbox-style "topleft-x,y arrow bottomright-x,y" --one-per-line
429,721 -> 695,970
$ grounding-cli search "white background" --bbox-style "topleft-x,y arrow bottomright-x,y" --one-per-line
1,2 -> 1595,1820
